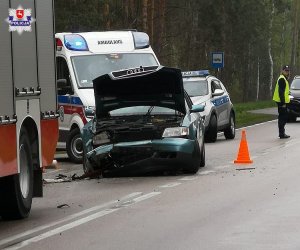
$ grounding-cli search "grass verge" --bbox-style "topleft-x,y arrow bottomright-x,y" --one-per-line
235,100 -> 277,128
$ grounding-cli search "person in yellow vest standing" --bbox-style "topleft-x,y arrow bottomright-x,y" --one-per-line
273,65 -> 291,139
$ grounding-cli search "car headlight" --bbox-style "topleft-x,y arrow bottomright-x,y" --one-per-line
93,131 -> 110,146
289,95 -> 294,100
162,127 -> 189,138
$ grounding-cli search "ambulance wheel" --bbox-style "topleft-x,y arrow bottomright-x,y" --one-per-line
0,128 -> 33,220
66,128 -> 83,163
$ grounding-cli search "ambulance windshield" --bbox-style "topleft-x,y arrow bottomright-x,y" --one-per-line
71,53 -> 158,88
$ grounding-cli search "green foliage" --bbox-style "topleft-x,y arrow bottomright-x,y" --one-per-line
54,0 -> 298,103
234,100 -> 277,128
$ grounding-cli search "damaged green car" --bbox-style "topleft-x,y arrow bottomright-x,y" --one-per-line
81,66 -> 206,176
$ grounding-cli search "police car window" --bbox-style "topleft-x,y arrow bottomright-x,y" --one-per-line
71,53 -> 158,88
183,80 -> 208,97
211,80 -> 222,92
184,92 -> 193,109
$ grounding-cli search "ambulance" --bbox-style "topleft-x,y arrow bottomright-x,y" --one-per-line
0,0 -> 58,219
55,31 -> 160,162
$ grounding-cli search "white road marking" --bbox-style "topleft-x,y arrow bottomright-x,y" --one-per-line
5,208 -> 120,250
4,192 -> 161,250
159,182 -> 181,188
214,165 -> 230,170
131,192 -> 161,203
198,170 -> 216,175
237,119 -> 277,130
178,176 -> 198,181
0,192 -> 142,248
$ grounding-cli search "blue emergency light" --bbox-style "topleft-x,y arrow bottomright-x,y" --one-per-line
64,34 -> 89,51
132,32 -> 150,49
182,70 -> 210,77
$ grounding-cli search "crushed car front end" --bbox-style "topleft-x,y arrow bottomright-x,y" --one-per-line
82,66 -> 205,175
82,114 -> 202,175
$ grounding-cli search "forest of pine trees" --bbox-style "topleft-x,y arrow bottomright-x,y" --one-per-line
55,0 -> 300,103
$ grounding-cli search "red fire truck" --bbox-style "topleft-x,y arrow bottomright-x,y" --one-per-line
0,0 -> 58,219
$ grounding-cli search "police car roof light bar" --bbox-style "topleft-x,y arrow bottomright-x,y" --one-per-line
182,70 -> 210,77
64,34 -> 89,51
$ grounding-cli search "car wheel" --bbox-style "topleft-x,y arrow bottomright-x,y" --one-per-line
185,140 -> 202,174
82,148 -> 95,174
287,115 -> 297,123
200,142 -> 205,168
205,114 -> 217,142
66,128 -> 83,163
0,128 -> 33,220
224,112 -> 236,139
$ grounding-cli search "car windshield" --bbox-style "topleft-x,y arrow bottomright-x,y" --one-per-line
183,79 -> 208,97
291,78 -> 300,89
109,106 -> 181,116
71,53 -> 158,88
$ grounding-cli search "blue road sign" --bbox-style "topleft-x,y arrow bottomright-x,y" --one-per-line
211,52 -> 224,69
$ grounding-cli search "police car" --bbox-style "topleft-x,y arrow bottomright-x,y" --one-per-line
182,70 -> 235,142
287,75 -> 300,122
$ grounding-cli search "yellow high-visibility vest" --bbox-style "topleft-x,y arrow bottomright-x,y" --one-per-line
273,75 -> 290,103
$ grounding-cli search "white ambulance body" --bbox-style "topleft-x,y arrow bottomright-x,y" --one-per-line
55,31 -> 160,163
0,0 -> 58,219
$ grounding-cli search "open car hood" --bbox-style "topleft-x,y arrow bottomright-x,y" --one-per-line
92,66 -> 186,118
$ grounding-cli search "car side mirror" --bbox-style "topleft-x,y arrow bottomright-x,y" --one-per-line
190,104 -> 205,113
212,89 -> 224,97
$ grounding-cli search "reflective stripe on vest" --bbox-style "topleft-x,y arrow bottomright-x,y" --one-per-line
272,75 -> 290,103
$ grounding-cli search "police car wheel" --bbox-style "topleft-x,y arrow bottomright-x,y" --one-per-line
66,128 -> 83,163
0,128 -> 33,219
224,113 -> 236,139
205,115 -> 217,142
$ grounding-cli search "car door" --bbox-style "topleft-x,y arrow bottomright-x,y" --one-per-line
211,79 -> 228,127
56,56 -> 73,147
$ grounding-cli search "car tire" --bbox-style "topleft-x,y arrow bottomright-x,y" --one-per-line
186,140 -> 202,174
205,114 -> 217,142
287,115 -> 297,123
66,127 -> 83,163
82,148 -> 95,174
200,142 -> 205,168
0,128 -> 33,220
224,112 -> 236,139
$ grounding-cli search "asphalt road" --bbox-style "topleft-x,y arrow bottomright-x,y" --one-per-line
1,117 -> 300,250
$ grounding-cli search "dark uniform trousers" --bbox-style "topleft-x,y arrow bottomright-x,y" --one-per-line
277,103 -> 288,136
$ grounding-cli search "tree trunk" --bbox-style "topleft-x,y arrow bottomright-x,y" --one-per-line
142,0 -> 148,32
268,0 -> 274,98
291,0 -> 299,71
257,57 -> 260,101
103,2 -> 110,30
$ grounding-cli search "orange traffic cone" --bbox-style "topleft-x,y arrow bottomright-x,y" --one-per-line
234,130 -> 253,164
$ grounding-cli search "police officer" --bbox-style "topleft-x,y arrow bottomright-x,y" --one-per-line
273,65 -> 291,139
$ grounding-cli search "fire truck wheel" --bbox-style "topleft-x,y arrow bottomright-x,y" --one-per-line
66,127 -> 83,163
0,128 -> 33,220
